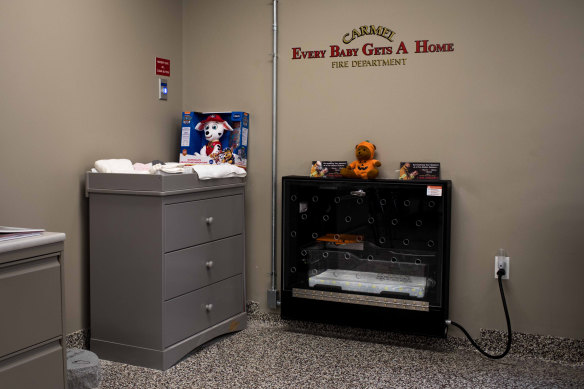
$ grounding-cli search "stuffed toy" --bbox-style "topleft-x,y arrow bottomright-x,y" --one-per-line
340,141 -> 381,179
195,114 -> 233,157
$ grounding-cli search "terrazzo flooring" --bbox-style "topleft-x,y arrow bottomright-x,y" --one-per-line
97,316 -> 584,389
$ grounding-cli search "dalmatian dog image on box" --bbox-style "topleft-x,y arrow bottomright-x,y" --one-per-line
195,114 -> 233,157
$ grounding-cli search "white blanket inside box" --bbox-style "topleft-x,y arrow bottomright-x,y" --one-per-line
180,111 -> 249,169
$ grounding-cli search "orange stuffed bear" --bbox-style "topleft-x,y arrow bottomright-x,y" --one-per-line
340,141 -> 381,179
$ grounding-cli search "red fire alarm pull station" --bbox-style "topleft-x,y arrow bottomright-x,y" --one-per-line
156,57 -> 170,76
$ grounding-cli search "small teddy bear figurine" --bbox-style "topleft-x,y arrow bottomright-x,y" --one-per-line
340,141 -> 381,179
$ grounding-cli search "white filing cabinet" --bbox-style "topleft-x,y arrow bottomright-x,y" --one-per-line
0,232 -> 67,389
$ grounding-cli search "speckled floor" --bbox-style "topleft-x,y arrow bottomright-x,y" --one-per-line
96,315 -> 584,389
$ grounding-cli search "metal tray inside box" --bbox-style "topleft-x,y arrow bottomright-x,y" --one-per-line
303,241 -> 436,298
309,269 -> 429,298
86,171 -> 245,196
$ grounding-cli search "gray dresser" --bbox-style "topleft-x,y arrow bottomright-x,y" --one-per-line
0,232 -> 67,389
87,171 -> 247,370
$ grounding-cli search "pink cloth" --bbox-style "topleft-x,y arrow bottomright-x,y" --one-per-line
133,163 -> 151,172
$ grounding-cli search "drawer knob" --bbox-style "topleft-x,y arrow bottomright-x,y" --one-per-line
205,260 -> 214,269
205,216 -> 214,225
205,303 -> 213,312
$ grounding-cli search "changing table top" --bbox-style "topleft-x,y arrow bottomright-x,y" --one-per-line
86,170 -> 245,196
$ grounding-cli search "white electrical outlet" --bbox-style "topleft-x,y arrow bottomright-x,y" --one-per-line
494,256 -> 510,279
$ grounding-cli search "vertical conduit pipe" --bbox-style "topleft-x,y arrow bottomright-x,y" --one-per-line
268,0 -> 280,309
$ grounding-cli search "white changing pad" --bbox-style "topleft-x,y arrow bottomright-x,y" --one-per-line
191,165 -> 247,180
94,159 -> 136,173
93,160 -> 188,174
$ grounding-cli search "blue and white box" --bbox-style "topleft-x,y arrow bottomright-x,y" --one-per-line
180,111 -> 249,169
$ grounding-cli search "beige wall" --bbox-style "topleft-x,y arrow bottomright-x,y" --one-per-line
184,0 -> 584,339
182,0 -> 274,320
0,0 -> 183,333
2,0 -> 583,340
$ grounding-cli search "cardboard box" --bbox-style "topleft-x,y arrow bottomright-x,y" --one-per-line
399,162 -> 440,180
180,111 -> 249,169
310,161 -> 347,178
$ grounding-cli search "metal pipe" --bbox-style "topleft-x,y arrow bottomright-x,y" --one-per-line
268,0 -> 280,308
271,0 -> 278,290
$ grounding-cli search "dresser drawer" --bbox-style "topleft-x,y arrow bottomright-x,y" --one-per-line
164,235 -> 243,300
0,256 -> 62,357
165,194 -> 244,252
164,274 -> 243,347
0,341 -> 64,389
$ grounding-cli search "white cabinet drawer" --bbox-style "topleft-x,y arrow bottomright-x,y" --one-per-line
164,235 -> 243,300
164,195 -> 244,252
0,256 -> 62,357
164,275 -> 243,347
0,341 -> 65,389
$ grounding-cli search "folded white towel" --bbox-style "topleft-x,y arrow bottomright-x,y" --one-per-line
149,162 -> 187,174
192,164 -> 247,180
161,162 -> 185,173
94,159 -> 135,173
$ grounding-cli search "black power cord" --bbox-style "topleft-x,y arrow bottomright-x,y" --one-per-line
446,268 -> 512,359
